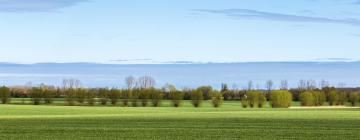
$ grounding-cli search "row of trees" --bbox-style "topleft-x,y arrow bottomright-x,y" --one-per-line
1,76 -> 360,108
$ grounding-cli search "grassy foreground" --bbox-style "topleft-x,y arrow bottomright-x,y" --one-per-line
0,101 -> 359,140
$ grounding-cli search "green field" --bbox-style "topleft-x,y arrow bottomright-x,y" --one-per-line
0,101 -> 359,140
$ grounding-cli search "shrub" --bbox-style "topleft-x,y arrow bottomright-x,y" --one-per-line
197,86 -> 213,100
109,89 -> 121,105
65,89 -> 76,106
241,98 -> 249,108
258,92 -> 267,108
86,89 -> 96,106
338,91 -> 348,105
270,90 -> 292,108
76,88 -> 87,104
130,89 -> 140,107
328,90 -> 339,106
222,90 -> 234,100
29,87 -> 43,105
349,92 -> 360,106
149,88 -> 163,107
139,89 -> 149,107
191,89 -> 203,107
43,88 -> 56,104
170,90 -> 184,107
211,90 -> 223,107
99,88 -> 109,105
247,91 -> 261,108
300,91 -> 314,106
313,91 -> 326,106
0,86 -> 11,104
120,89 -> 131,106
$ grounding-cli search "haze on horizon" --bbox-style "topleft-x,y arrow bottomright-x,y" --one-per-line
1,0 -> 360,63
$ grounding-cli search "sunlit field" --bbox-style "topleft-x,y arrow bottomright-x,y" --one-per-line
0,101 -> 359,140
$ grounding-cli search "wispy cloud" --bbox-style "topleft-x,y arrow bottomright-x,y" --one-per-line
0,0 -> 89,12
193,9 -> 360,26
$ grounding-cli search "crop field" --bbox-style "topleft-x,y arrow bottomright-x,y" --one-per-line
0,101 -> 359,140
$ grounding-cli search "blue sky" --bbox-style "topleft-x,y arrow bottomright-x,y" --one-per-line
1,0 -> 360,63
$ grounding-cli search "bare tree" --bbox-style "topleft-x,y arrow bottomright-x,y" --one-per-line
62,78 -> 82,89
247,81 -> 253,91
280,80 -> 288,90
306,79 -> 317,90
265,80 -> 273,92
298,79 -> 306,90
125,76 -> 136,89
320,79 -> 329,89
137,76 -> 156,89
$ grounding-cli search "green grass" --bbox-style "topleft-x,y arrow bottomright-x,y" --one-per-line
0,101 -> 359,140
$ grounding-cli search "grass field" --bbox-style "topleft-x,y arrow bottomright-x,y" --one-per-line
0,101 -> 359,140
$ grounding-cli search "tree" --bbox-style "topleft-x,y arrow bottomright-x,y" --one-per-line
43,87 -> 56,104
328,90 -> 339,106
65,88 -> 76,106
270,90 -> 292,108
149,88 -> 163,107
197,86 -> 213,100
120,89 -> 131,106
99,88 -> 109,105
247,91 -> 260,108
349,92 -> 360,106
0,86 -> 11,104
300,91 -> 315,106
86,89 -> 97,106
221,83 -> 229,92
191,89 -> 203,107
109,89 -> 121,105
139,89 -> 149,107
258,92 -> 267,108
313,91 -> 326,106
76,88 -> 87,104
170,90 -> 184,107
130,89 -> 140,107
247,81 -> 253,91
211,90 -> 223,107
265,80 -> 273,92
280,80 -> 289,90
137,76 -> 155,89
125,76 -> 136,89
29,87 -> 43,105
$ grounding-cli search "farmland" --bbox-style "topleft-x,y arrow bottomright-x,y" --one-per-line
0,101 -> 359,140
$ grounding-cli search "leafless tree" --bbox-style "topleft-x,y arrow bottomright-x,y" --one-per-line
125,76 -> 136,89
265,80 -> 273,92
162,83 -> 176,92
320,79 -> 329,89
306,79 -> 317,90
280,80 -> 288,90
298,79 -> 306,90
247,81 -> 253,91
137,76 -> 156,89
62,78 -> 82,89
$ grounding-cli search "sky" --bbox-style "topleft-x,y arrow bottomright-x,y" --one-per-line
1,0 -> 360,64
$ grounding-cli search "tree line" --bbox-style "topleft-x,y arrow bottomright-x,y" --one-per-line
1,77 -> 359,108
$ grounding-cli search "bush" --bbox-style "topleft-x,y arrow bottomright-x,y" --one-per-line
247,91 -> 260,108
130,89 -> 140,107
258,92 -> 267,108
75,88 -> 87,104
149,88 -> 163,107
43,88 -> 56,104
65,89 -> 76,106
222,90 -> 234,100
338,91 -> 348,105
29,87 -> 43,105
349,92 -> 360,106
86,89 -> 96,106
313,91 -> 326,106
99,88 -> 109,105
120,89 -> 131,106
191,89 -> 203,107
328,91 -> 339,106
300,91 -> 314,106
241,98 -> 249,108
109,89 -> 121,105
170,90 -> 184,107
0,86 -> 11,104
139,89 -> 149,107
270,90 -> 292,108
197,86 -> 213,100
211,90 -> 223,107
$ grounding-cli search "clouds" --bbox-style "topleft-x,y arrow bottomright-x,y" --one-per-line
193,9 -> 360,26
0,0 -> 89,12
